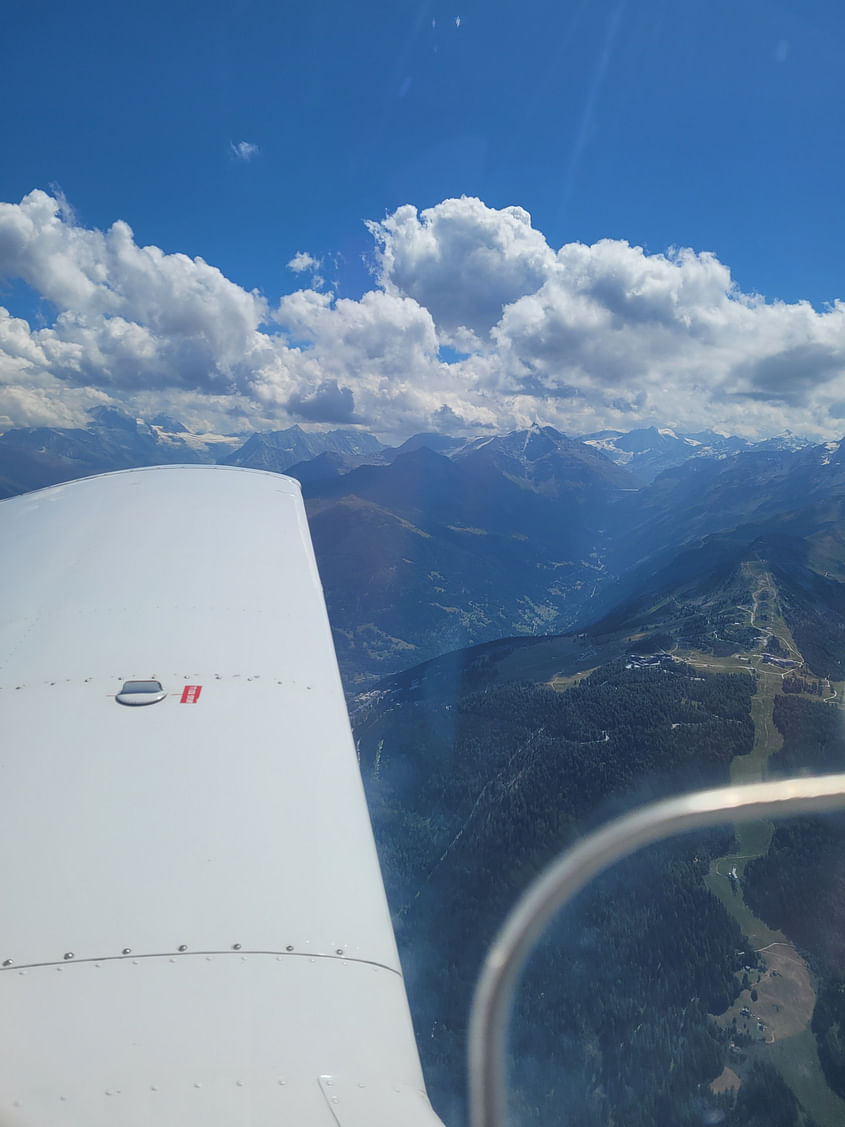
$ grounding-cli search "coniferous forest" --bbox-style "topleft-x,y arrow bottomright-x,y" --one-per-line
354,659 -> 782,1125
743,693 -> 845,1106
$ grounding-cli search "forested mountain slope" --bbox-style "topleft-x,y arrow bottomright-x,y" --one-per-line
302,443 -> 632,686
354,659 -> 762,1126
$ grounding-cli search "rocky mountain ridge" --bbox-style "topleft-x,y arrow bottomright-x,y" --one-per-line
2,410 -> 844,688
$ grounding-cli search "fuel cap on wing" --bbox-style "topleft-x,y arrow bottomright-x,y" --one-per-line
115,679 -> 167,706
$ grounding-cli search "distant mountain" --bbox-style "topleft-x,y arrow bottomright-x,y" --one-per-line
455,422 -> 632,495
221,425 -> 385,472
753,429 -> 814,453
284,450 -> 351,486
300,431 -> 638,687
148,413 -> 188,433
148,416 -> 244,461
385,431 -> 465,458
0,406 -> 214,497
580,426 -> 814,484
307,426 -> 634,535
0,415 -> 381,497
607,438 -> 845,574
582,425 -> 750,483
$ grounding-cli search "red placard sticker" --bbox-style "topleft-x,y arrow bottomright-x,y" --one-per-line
180,684 -> 202,704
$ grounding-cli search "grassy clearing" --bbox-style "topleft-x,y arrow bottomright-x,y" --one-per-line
734,819 -> 774,858
767,1029 -> 845,1127
715,945 -> 815,1039
703,566 -> 845,1123
672,647 -> 754,675
710,1065 -> 741,1095
704,862 -> 785,949
703,624 -> 788,945
546,667 -> 598,693
739,672 -> 783,781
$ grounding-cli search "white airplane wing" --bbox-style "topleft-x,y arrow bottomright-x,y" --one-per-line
0,465 -> 444,1126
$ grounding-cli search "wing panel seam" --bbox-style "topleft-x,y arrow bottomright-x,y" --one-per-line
1,949 -> 402,976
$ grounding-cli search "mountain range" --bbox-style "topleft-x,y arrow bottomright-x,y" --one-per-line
582,425 -> 809,483
0,409 -> 841,688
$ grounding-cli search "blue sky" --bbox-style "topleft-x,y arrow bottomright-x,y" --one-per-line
3,0 -> 845,439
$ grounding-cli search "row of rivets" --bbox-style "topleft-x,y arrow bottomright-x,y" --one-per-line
6,676 -> 310,690
35,1080 -> 292,1100
2,943 -> 345,966
12,1079 -> 295,1098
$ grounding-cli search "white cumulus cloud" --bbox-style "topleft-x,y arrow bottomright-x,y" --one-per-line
2,190 -> 845,441
287,251 -> 321,273
368,197 -> 555,346
286,251 -> 325,291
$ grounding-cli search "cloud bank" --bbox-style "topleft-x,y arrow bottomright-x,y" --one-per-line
2,189 -> 845,439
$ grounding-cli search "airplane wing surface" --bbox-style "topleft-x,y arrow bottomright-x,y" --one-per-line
0,465 -> 444,1125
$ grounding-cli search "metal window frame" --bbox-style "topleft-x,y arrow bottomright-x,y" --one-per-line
468,774 -> 845,1127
